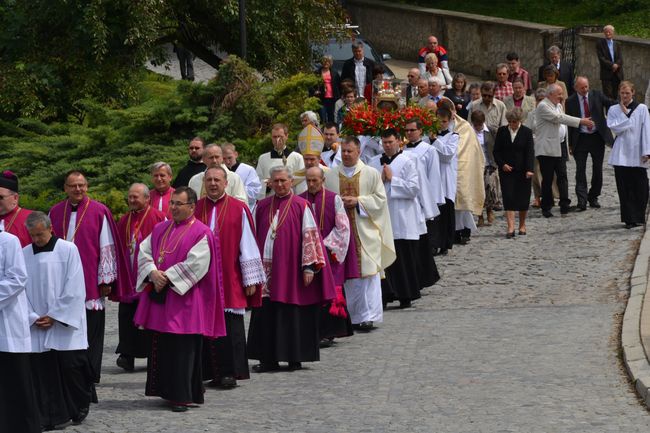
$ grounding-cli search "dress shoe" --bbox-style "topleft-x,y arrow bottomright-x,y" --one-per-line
506,232 -> 515,239
357,321 -> 374,332
625,223 -> 640,229
171,405 -> 189,413
72,406 -> 89,424
116,355 -> 135,372
219,376 -> 237,388
542,210 -> 554,218
560,207 -> 570,215
319,337 -> 334,348
398,300 -> 412,309
589,199 -> 601,208
252,362 -> 280,373
287,362 -> 302,371
576,203 -> 587,212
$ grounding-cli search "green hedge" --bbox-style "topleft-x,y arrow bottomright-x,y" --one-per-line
1,57 -> 321,216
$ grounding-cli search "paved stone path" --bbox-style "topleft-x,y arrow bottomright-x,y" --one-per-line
64,150 -> 650,432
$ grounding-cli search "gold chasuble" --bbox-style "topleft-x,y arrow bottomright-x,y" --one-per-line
325,161 -> 395,278
454,114 -> 486,215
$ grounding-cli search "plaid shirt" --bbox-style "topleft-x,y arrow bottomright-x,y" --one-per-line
494,81 -> 513,101
508,68 -> 532,92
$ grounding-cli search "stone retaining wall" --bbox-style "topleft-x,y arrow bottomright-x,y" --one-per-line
348,0 -> 649,99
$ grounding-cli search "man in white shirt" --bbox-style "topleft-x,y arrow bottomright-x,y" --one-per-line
222,143 -> 261,210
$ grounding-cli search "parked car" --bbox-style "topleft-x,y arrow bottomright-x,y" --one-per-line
312,35 -> 395,79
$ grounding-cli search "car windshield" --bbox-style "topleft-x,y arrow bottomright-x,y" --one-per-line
314,40 -> 381,63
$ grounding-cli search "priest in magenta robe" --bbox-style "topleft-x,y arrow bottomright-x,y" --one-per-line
195,166 -> 265,388
134,187 -> 226,412
0,170 -> 33,247
248,166 -> 335,373
48,170 -> 132,384
149,162 -> 175,219
114,183 -> 165,372
300,166 -> 358,346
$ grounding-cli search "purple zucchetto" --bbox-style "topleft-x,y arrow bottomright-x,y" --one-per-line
0,171 -> 18,193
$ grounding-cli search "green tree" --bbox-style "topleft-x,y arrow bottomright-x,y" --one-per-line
0,0 -> 345,120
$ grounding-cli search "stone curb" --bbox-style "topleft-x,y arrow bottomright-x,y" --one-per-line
622,228 -> 650,407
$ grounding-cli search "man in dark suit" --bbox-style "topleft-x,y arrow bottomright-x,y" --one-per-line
566,76 -> 616,210
537,45 -> 574,95
596,25 -> 623,99
405,68 -> 421,104
340,40 -> 376,101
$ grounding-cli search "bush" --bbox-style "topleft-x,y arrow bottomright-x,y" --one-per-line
3,61 -> 320,216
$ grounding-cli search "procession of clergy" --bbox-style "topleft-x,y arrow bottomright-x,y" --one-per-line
2,86 -> 639,431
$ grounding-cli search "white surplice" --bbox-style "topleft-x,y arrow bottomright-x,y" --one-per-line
607,103 -> 650,167
368,153 -> 426,240
23,238 -> 88,352
234,162 -> 262,210
0,231 -> 30,353
255,151 -> 305,199
431,131 -> 460,202
405,140 -> 445,216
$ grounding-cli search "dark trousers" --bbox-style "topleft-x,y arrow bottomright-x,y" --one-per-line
319,98 -> 336,123
538,155 -> 570,211
574,133 -> 605,205
176,47 -> 195,81
86,309 -> 105,384
614,166 -> 649,224
602,78 -> 621,100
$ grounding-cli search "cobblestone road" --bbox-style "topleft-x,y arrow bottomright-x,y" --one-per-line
64,151 -> 650,432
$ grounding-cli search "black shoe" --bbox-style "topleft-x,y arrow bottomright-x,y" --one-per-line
171,405 -> 189,412
560,207 -> 570,215
398,300 -> 412,309
576,203 -> 587,211
625,223 -> 640,229
438,248 -> 448,256
518,230 -> 527,236
72,406 -> 89,424
287,362 -> 302,371
542,210 -> 554,218
506,232 -> 515,239
319,338 -> 334,348
589,199 -> 601,208
357,321 -> 374,332
219,376 -> 237,388
116,355 -> 135,372
252,362 -> 280,373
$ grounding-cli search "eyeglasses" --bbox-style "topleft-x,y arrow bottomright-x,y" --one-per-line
169,201 -> 192,207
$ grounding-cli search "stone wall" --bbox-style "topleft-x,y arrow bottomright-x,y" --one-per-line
347,0 -> 649,99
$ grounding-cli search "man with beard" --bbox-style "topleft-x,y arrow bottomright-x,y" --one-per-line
173,137 -> 207,188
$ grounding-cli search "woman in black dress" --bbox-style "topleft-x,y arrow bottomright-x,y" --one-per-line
493,107 -> 535,238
